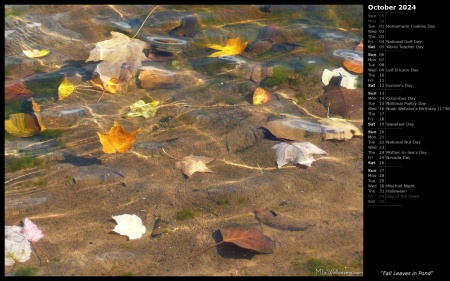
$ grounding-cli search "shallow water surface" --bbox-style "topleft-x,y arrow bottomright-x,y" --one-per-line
5,5 -> 363,276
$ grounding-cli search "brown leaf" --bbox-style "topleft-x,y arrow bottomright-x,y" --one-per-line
220,223 -> 276,254
5,81 -> 33,101
318,76 -> 363,117
97,120 -> 141,154
175,155 -> 214,177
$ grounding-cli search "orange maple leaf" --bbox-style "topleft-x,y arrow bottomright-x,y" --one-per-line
206,37 -> 248,58
97,120 -> 141,154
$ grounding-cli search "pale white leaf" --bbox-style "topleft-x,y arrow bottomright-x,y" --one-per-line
112,214 -> 146,240
272,142 -> 327,168
5,226 -> 31,266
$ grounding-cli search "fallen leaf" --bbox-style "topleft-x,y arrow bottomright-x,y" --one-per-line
343,59 -> 363,74
58,75 -> 75,101
190,223 -> 275,258
90,75 -> 121,94
253,87 -> 271,105
112,214 -> 146,240
122,99 -> 160,119
207,37 -> 248,58
5,225 -> 31,266
219,223 -> 276,254
318,76 -> 363,117
175,155 -> 214,177
31,98 -> 46,132
97,120 -> 141,154
22,217 -> 45,243
5,218 -> 46,266
23,49 -> 50,58
272,142 -> 327,168
5,81 -> 33,101
85,31 -> 149,81
254,209 -> 312,231
5,113 -> 40,137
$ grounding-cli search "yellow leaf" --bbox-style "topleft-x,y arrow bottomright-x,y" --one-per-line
97,120 -> 141,154
206,37 -> 248,58
91,77 -> 121,94
5,113 -> 40,137
253,87 -> 271,105
23,49 -> 50,58
58,75 -> 75,101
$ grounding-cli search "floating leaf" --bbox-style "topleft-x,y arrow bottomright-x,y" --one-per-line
272,142 -> 327,168
254,209 -> 312,231
5,81 -> 33,101
175,155 -> 214,178
23,49 -> 50,58
58,75 -> 75,101
112,214 -> 146,240
5,113 -> 40,137
253,87 -> 271,105
318,76 -> 363,117
206,37 -> 248,57
123,100 -> 160,119
97,120 -> 141,154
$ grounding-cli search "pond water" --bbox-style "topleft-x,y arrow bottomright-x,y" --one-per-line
5,5 -> 364,276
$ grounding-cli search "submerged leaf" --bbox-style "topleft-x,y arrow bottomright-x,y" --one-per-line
86,31 -> 148,78
207,37 -> 248,57
97,120 -> 141,154
58,75 -> 75,101
123,100 -> 160,119
220,223 -> 276,254
5,226 -> 31,266
22,218 -> 44,243
272,142 -> 327,168
5,113 -> 40,137
318,76 -> 363,117
175,155 -> 214,177
23,49 -> 50,58
253,87 -> 271,105
112,214 -> 146,240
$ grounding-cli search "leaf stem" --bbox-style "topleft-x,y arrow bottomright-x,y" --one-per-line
189,241 -> 223,259
162,148 -> 181,161
31,242 -> 49,262
132,5 -> 159,39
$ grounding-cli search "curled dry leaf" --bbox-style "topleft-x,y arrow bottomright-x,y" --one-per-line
97,120 -> 141,154
272,142 -> 327,168
175,155 -> 214,177
112,214 -> 146,240
206,37 -> 248,57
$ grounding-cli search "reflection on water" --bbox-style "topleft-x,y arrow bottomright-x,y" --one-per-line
5,5 -> 363,276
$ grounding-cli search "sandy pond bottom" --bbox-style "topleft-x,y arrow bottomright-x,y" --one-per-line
5,113 -> 363,276
5,4 -> 363,276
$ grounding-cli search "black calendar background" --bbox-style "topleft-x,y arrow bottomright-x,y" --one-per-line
364,1 -> 444,278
